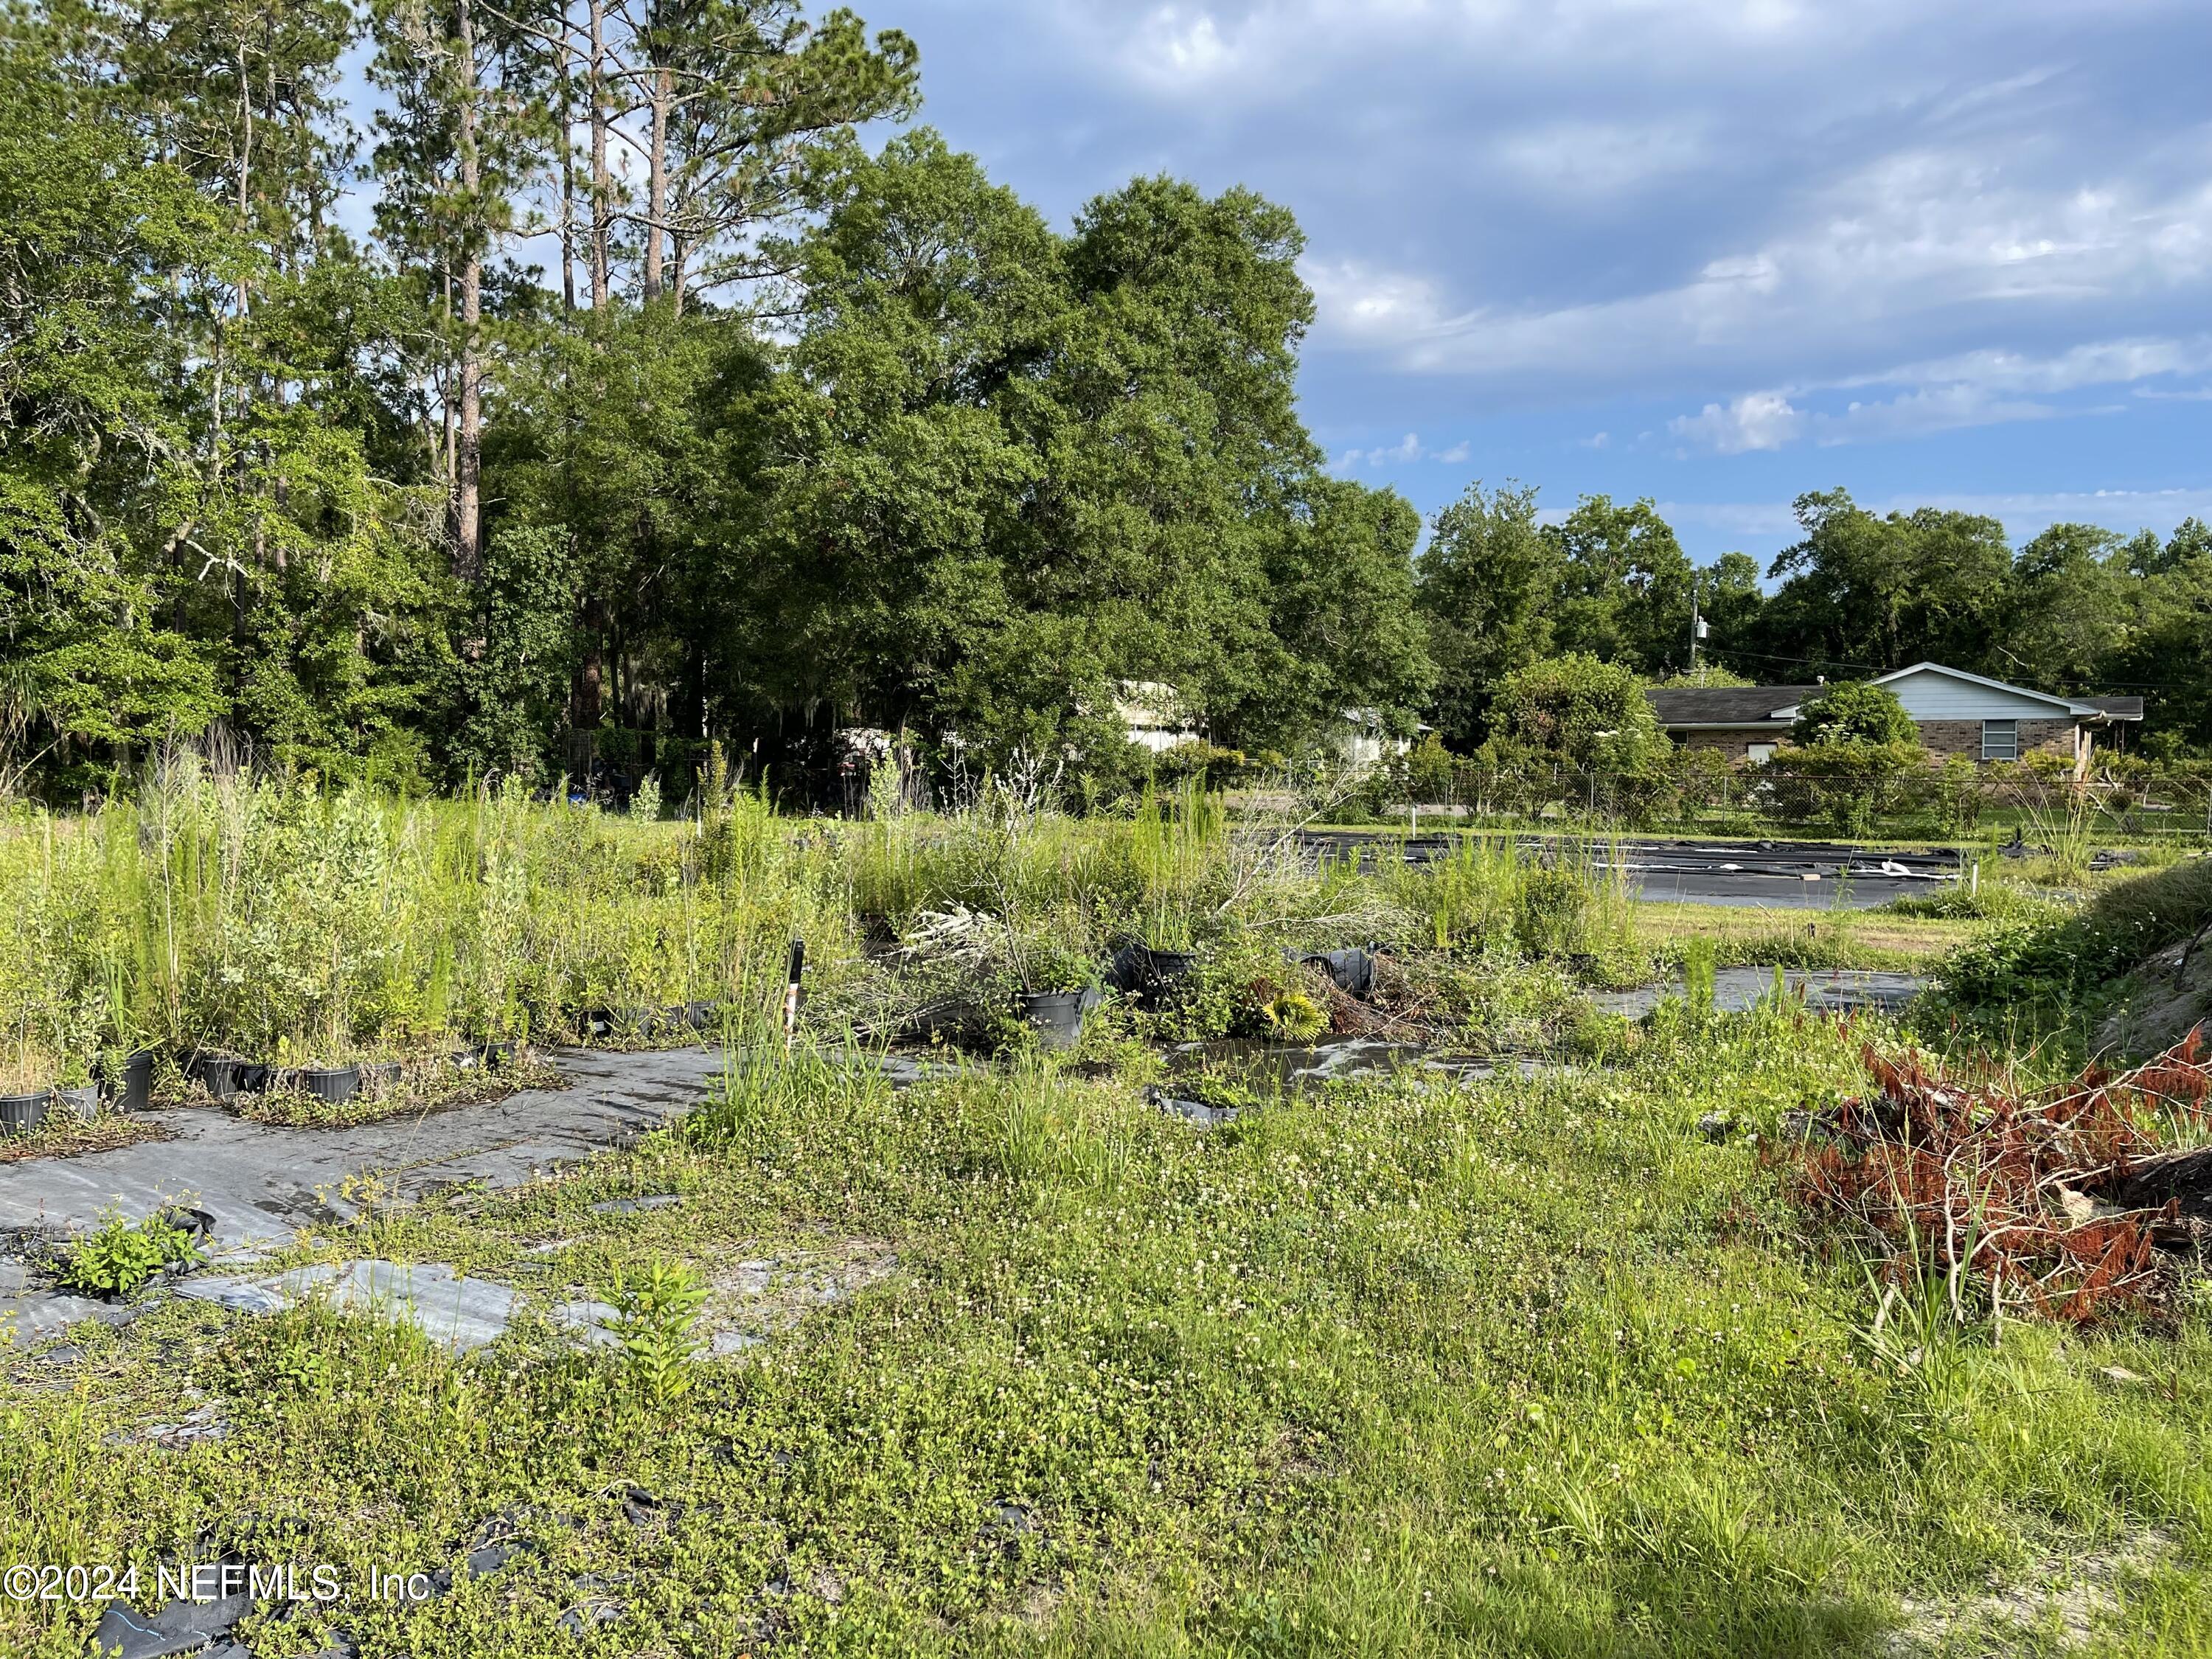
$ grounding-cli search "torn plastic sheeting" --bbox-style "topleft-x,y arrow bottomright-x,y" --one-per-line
173,1261 -> 521,1354
0,1287 -> 144,1345
1143,1086 -> 1237,1128
90,1570 -> 254,1659
551,1298 -> 624,1349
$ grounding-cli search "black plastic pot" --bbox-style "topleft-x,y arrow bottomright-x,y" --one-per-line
1139,948 -> 1197,1009
479,1040 -> 517,1071
96,1048 -> 158,1113
361,1060 -> 403,1097
284,1065 -> 361,1105
233,1062 -> 272,1095
187,1053 -> 244,1101
0,1091 -> 49,1135
684,1000 -> 720,1031
55,1083 -> 98,1123
1015,991 -> 1088,1053
1299,947 -> 1379,999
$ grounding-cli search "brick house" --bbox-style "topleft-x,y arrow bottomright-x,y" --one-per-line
1646,663 -> 2143,776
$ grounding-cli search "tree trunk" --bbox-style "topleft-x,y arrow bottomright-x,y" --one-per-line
642,63 -> 669,300
557,58 -> 577,313
588,0 -> 610,310
453,0 -> 484,583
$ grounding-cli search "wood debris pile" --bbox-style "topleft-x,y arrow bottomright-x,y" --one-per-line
1788,1030 -> 2211,1323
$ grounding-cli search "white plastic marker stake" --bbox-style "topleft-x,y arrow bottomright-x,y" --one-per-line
783,939 -> 805,1048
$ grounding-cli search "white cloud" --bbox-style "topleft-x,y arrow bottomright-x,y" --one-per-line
1304,143 -> 2212,397
1664,333 -> 2212,452
1670,384 -> 2057,453
1302,259 -> 1454,347
1124,7 -> 1237,86
1332,432 -> 1471,471
1669,391 -> 1804,453
1848,335 -> 2212,395
1812,386 -> 2056,445
1494,119 -> 1715,197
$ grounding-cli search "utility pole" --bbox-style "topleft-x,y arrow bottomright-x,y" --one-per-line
1688,577 -> 1708,681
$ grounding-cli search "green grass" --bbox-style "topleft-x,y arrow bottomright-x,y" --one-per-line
1919,858 -> 2212,1061
5,1015 -> 2208,1656
1632,901 -> 1971,971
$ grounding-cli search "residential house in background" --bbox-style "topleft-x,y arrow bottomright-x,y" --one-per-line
1646,662 -> 2143,777
1337,707 -> 1421,771
1112,684 -> 1419,771
1113,681 -> 1203,754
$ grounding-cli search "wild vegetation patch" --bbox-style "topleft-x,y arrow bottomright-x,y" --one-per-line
7,1010 -> 2211,1657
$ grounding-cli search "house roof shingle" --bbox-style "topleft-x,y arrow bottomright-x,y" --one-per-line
1644,685 -> 1814,727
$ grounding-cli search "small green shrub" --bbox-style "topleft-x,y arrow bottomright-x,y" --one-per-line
1681,935 -> 1719,1022
610,1258 -> 709,1409
57,1211 -> 200,1298
1514,865 -> 1590,959
1259,987 -> 1327,1042
1789,681 -> 1918,748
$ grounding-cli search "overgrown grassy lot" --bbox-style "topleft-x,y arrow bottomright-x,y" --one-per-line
4,779 -> 2210,1655
6,1006 -> 2211,1658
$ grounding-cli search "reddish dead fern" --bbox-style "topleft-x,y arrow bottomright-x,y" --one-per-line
1787,1029 -> 2211,1324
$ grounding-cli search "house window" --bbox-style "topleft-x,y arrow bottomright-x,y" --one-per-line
1747,743 -> 1777,764
1981,720 -> 2018,762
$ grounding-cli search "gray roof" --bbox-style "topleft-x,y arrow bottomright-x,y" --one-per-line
1644,685 -> 1814,728
1646,682 -> 2146,728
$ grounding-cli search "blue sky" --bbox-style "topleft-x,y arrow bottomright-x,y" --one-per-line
856,0 -> 2212,566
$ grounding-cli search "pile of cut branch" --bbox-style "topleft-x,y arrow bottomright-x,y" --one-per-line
1787,1030 -> 2212,1324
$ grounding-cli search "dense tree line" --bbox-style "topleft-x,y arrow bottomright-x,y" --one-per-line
7,0 -> 2208,804
1413,484 -> 2212,759
1,0 -> 1425,798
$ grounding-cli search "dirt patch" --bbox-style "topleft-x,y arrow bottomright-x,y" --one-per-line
703,1239 -> 899,1354
1887,1529 -> 2177,1654
230,1058 -> 567,1130
2096,924 -> 2212,1060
